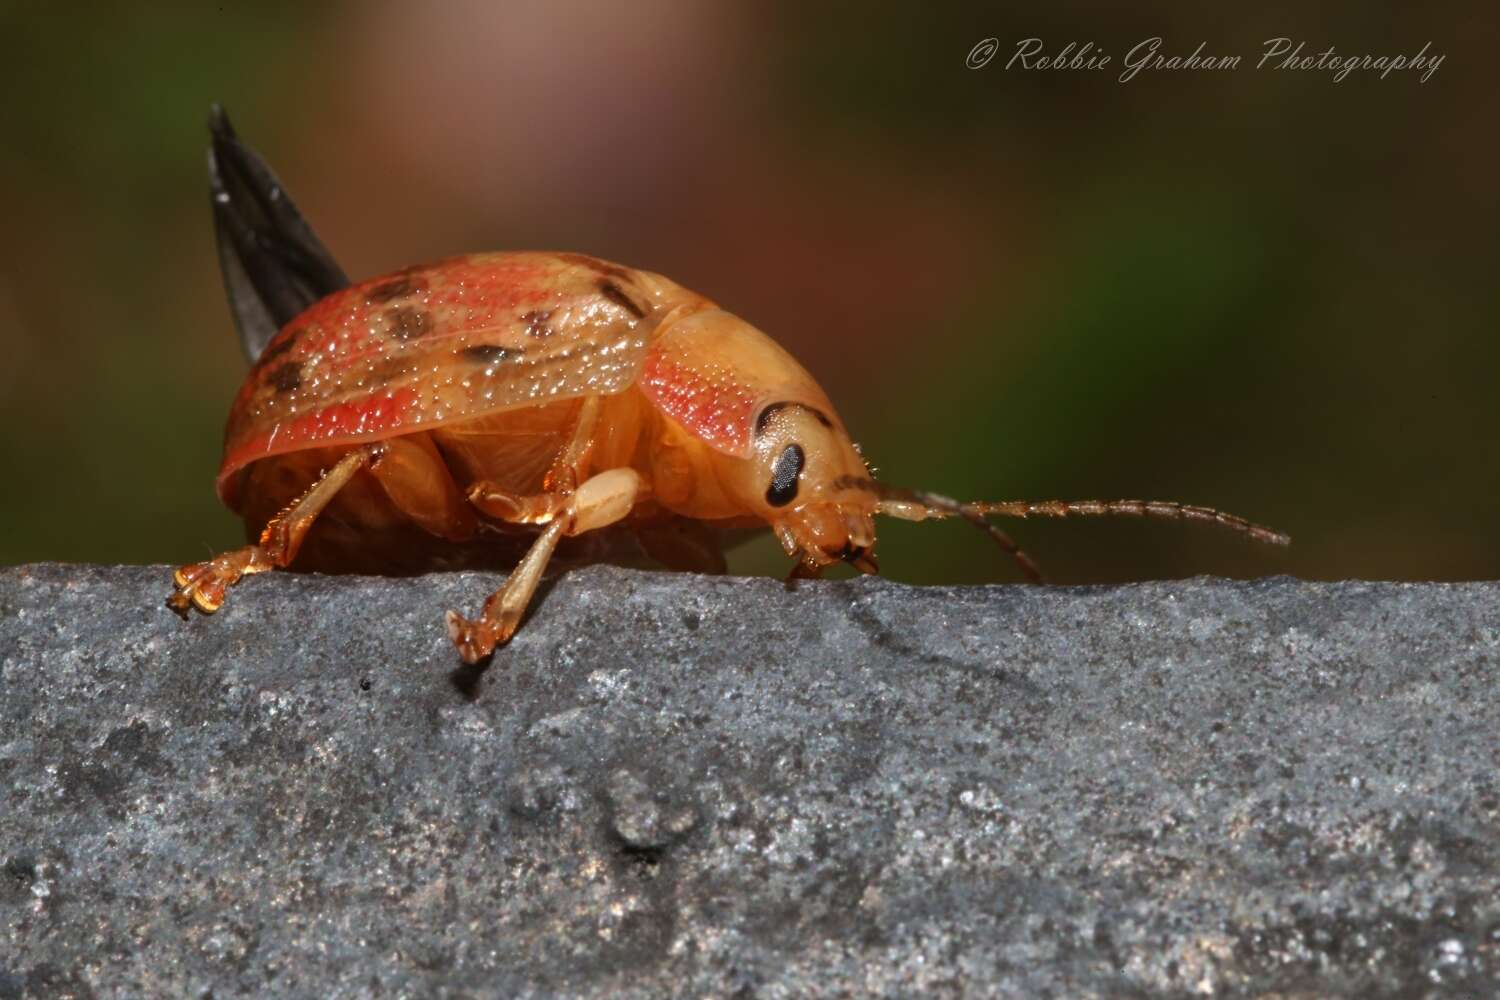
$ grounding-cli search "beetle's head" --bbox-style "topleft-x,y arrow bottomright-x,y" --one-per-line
733,401 -> 881,575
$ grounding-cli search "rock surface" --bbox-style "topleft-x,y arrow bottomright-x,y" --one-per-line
1,563 -> 1498,997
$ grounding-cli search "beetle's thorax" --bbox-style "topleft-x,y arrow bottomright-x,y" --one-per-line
635,306 -> 877,566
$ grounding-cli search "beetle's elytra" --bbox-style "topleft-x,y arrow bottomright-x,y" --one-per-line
171,108 -> 1288,665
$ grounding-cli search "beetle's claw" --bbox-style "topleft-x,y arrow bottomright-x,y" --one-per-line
168,550 -> 273,617
165,589 -> 196,618
168,561 -> 229,615
446,610 -> 497,665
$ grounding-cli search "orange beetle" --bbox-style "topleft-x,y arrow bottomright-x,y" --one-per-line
172,109 -> 1288,664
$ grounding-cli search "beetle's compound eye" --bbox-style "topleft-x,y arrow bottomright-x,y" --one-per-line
766,444 -> 805,507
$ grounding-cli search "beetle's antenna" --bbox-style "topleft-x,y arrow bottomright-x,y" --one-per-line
960,498 -> 1290,547
838,478 -> 1045,582
837,476 -> 1290,582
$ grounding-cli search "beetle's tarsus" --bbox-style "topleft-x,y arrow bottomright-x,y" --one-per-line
446,610 -> 499,665
167,549 -> 272,615
167,445 -> 377,620
166,564 -> 216,616
446,606 -> 525,664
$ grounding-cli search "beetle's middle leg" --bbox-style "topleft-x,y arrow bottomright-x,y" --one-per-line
445,395 -> 646,662
446,467 -> 645,662
168,443 -> 385,614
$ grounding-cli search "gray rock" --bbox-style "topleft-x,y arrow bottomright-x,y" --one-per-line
1,563 -> 1498,997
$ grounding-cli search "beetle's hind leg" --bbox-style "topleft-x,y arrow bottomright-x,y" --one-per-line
168,444 -> 383,614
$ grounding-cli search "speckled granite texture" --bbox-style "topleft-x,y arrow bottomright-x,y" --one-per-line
2,564 -> 1497,997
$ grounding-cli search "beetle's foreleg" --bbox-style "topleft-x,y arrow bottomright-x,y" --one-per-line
168,444 -> 382,614
447,468 -> 646,663
446,395 -> 653,663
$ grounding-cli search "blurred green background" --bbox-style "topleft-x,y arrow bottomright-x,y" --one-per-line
0,3 -> 1493,584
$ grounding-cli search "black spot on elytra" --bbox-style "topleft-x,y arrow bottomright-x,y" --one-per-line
521,309 -> 554,338
365,274 -> 426,303
461,344 -> 521,365
257,330 -> 299,365
598,280 -> 646,320
268,361 -> 302,393
386,304 -> 432,341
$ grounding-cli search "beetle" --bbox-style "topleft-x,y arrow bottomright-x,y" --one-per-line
171,108 -> 1288,664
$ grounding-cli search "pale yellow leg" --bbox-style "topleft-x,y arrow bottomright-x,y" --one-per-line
445,395 -> 646,663
446,468 -> 645,662
168,444 -> 384,614
444,519 -> 565,664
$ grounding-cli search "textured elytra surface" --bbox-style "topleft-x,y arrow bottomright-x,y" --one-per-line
220,252 -> 655,493
1,564 -> 1498,997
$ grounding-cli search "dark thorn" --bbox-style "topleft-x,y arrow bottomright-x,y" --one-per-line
208,104 -> 350,364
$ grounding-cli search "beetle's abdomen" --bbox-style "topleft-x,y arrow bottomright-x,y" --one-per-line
428,400 -> 585,495
234,391 -> 659,575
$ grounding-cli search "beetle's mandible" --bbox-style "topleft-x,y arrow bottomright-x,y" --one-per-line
170,108 -> 1288,664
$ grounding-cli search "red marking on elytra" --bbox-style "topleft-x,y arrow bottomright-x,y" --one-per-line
640,350 -> 757,456
427,257 -> 557,336
220,253 -> 642,505
427,256 -> 550,303
249,256 -> 561,385
218,386 -> 419,501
